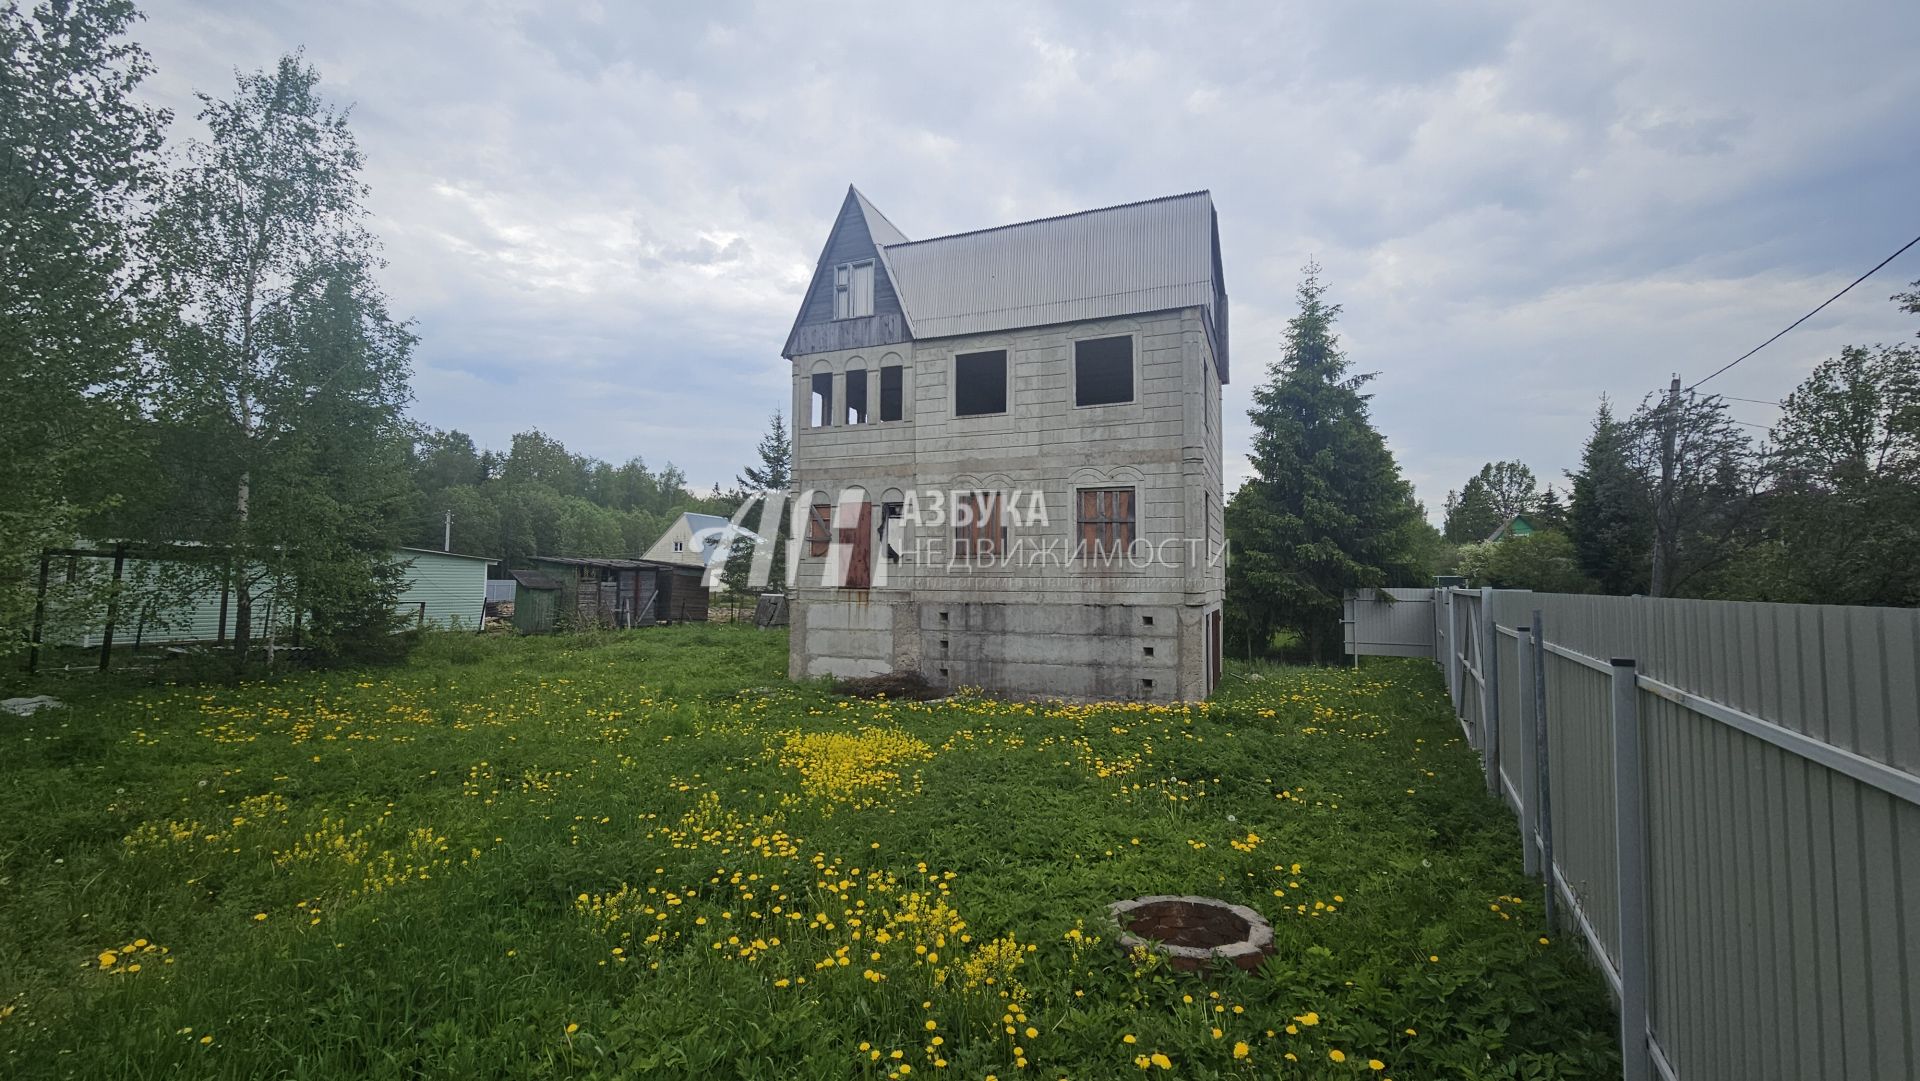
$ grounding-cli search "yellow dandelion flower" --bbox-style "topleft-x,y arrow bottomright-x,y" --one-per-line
1233,1041 -> 1250,1059
1329,1049 -> 1346,1063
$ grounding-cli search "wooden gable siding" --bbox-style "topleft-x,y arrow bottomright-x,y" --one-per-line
788,313 -> 910,356
785,192 -> 910,357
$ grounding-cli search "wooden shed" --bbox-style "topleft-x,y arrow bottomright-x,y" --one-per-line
523,557 -> 709,631
508,569 -> 564,634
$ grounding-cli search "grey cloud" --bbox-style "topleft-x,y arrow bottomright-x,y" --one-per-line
136,0 -> 1920,516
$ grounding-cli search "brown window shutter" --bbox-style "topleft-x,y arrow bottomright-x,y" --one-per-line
808,503 -> 832,556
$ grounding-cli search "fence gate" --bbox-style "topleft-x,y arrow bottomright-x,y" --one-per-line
1342,587 -> 1435,659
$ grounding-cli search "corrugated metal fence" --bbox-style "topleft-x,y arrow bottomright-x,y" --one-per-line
1345,586 -> 1920,1081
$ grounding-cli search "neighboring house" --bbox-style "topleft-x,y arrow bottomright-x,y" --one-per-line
522,556 -> 708,631
641,512 -> 763,571
59,545 -> 494,647
783,186 -> 1228,701
1485,515 -> 1536,543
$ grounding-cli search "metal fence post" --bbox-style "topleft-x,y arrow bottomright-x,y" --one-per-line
1532,609 -> 1555,928
1611,658 -> 1651,1081
1481,587 -> 1500,797
1516,619 -> 1539,877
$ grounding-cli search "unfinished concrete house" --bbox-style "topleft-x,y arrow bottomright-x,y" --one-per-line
783,187 -> 1228,701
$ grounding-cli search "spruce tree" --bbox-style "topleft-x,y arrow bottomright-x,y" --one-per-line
1225,263 -> 1422,662
1534,485 -> 1569,531
735,410 -> 792,496
725,410 -> 792,595
1567,398 -> 1652,594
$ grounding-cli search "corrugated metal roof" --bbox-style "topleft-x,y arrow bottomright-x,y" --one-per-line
852,188 -> 909,248
397,546 -> 498,563
790,188 -> 1230,380
882,191 -> 1219,339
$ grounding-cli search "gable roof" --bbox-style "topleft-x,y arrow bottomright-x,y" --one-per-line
396,546 -> 498,563
508,568 -> 562,590
1485,514 -> 1537,543
785,188 -> 1229,381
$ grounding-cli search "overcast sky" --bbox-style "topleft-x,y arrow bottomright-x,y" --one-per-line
134,0 -> 1920,516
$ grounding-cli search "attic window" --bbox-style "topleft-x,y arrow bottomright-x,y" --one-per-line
1075,336 -> 1134,406
879,364 -> 904,422
846,368 -> 868,424
954,350 -> 1007,417
835,260 -> 874,319
811,372 -> 833,428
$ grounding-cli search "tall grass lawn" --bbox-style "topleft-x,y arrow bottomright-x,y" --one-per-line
0,626 -> 1619,1079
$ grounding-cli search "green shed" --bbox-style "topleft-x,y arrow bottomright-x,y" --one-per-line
393,548 -> 497,630
509,569 -> 564,634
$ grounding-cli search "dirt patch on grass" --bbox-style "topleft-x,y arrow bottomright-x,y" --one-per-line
834,671 -> 946,701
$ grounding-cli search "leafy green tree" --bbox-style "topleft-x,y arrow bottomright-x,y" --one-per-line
1764,341 -> 1920,605
1442,478 -> 1498,542
1457,531 -> 1594,593
502,429 -> 588,496
415,429 -> 486,495
0,0 -> 165,656
1630,389 -> 1758,597
1567,399 -> 1651,595
1443,461 -> 1537,542
142,53 -> 414,662
1225,263 -> 1423,662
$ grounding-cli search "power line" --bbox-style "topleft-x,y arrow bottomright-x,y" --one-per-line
1719,394 -> 1782,407
1690,231 -> 1920,390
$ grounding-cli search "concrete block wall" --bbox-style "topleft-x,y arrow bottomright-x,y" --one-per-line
788,305 -> 1226,701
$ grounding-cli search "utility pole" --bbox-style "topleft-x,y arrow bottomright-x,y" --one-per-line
1650,375 -> 1679,597
444,508 -> 453,553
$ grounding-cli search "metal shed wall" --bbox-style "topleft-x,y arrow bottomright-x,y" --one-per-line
393,549 -> 492,630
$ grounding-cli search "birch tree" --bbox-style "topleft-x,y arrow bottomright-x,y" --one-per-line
146,53 -> 415,662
